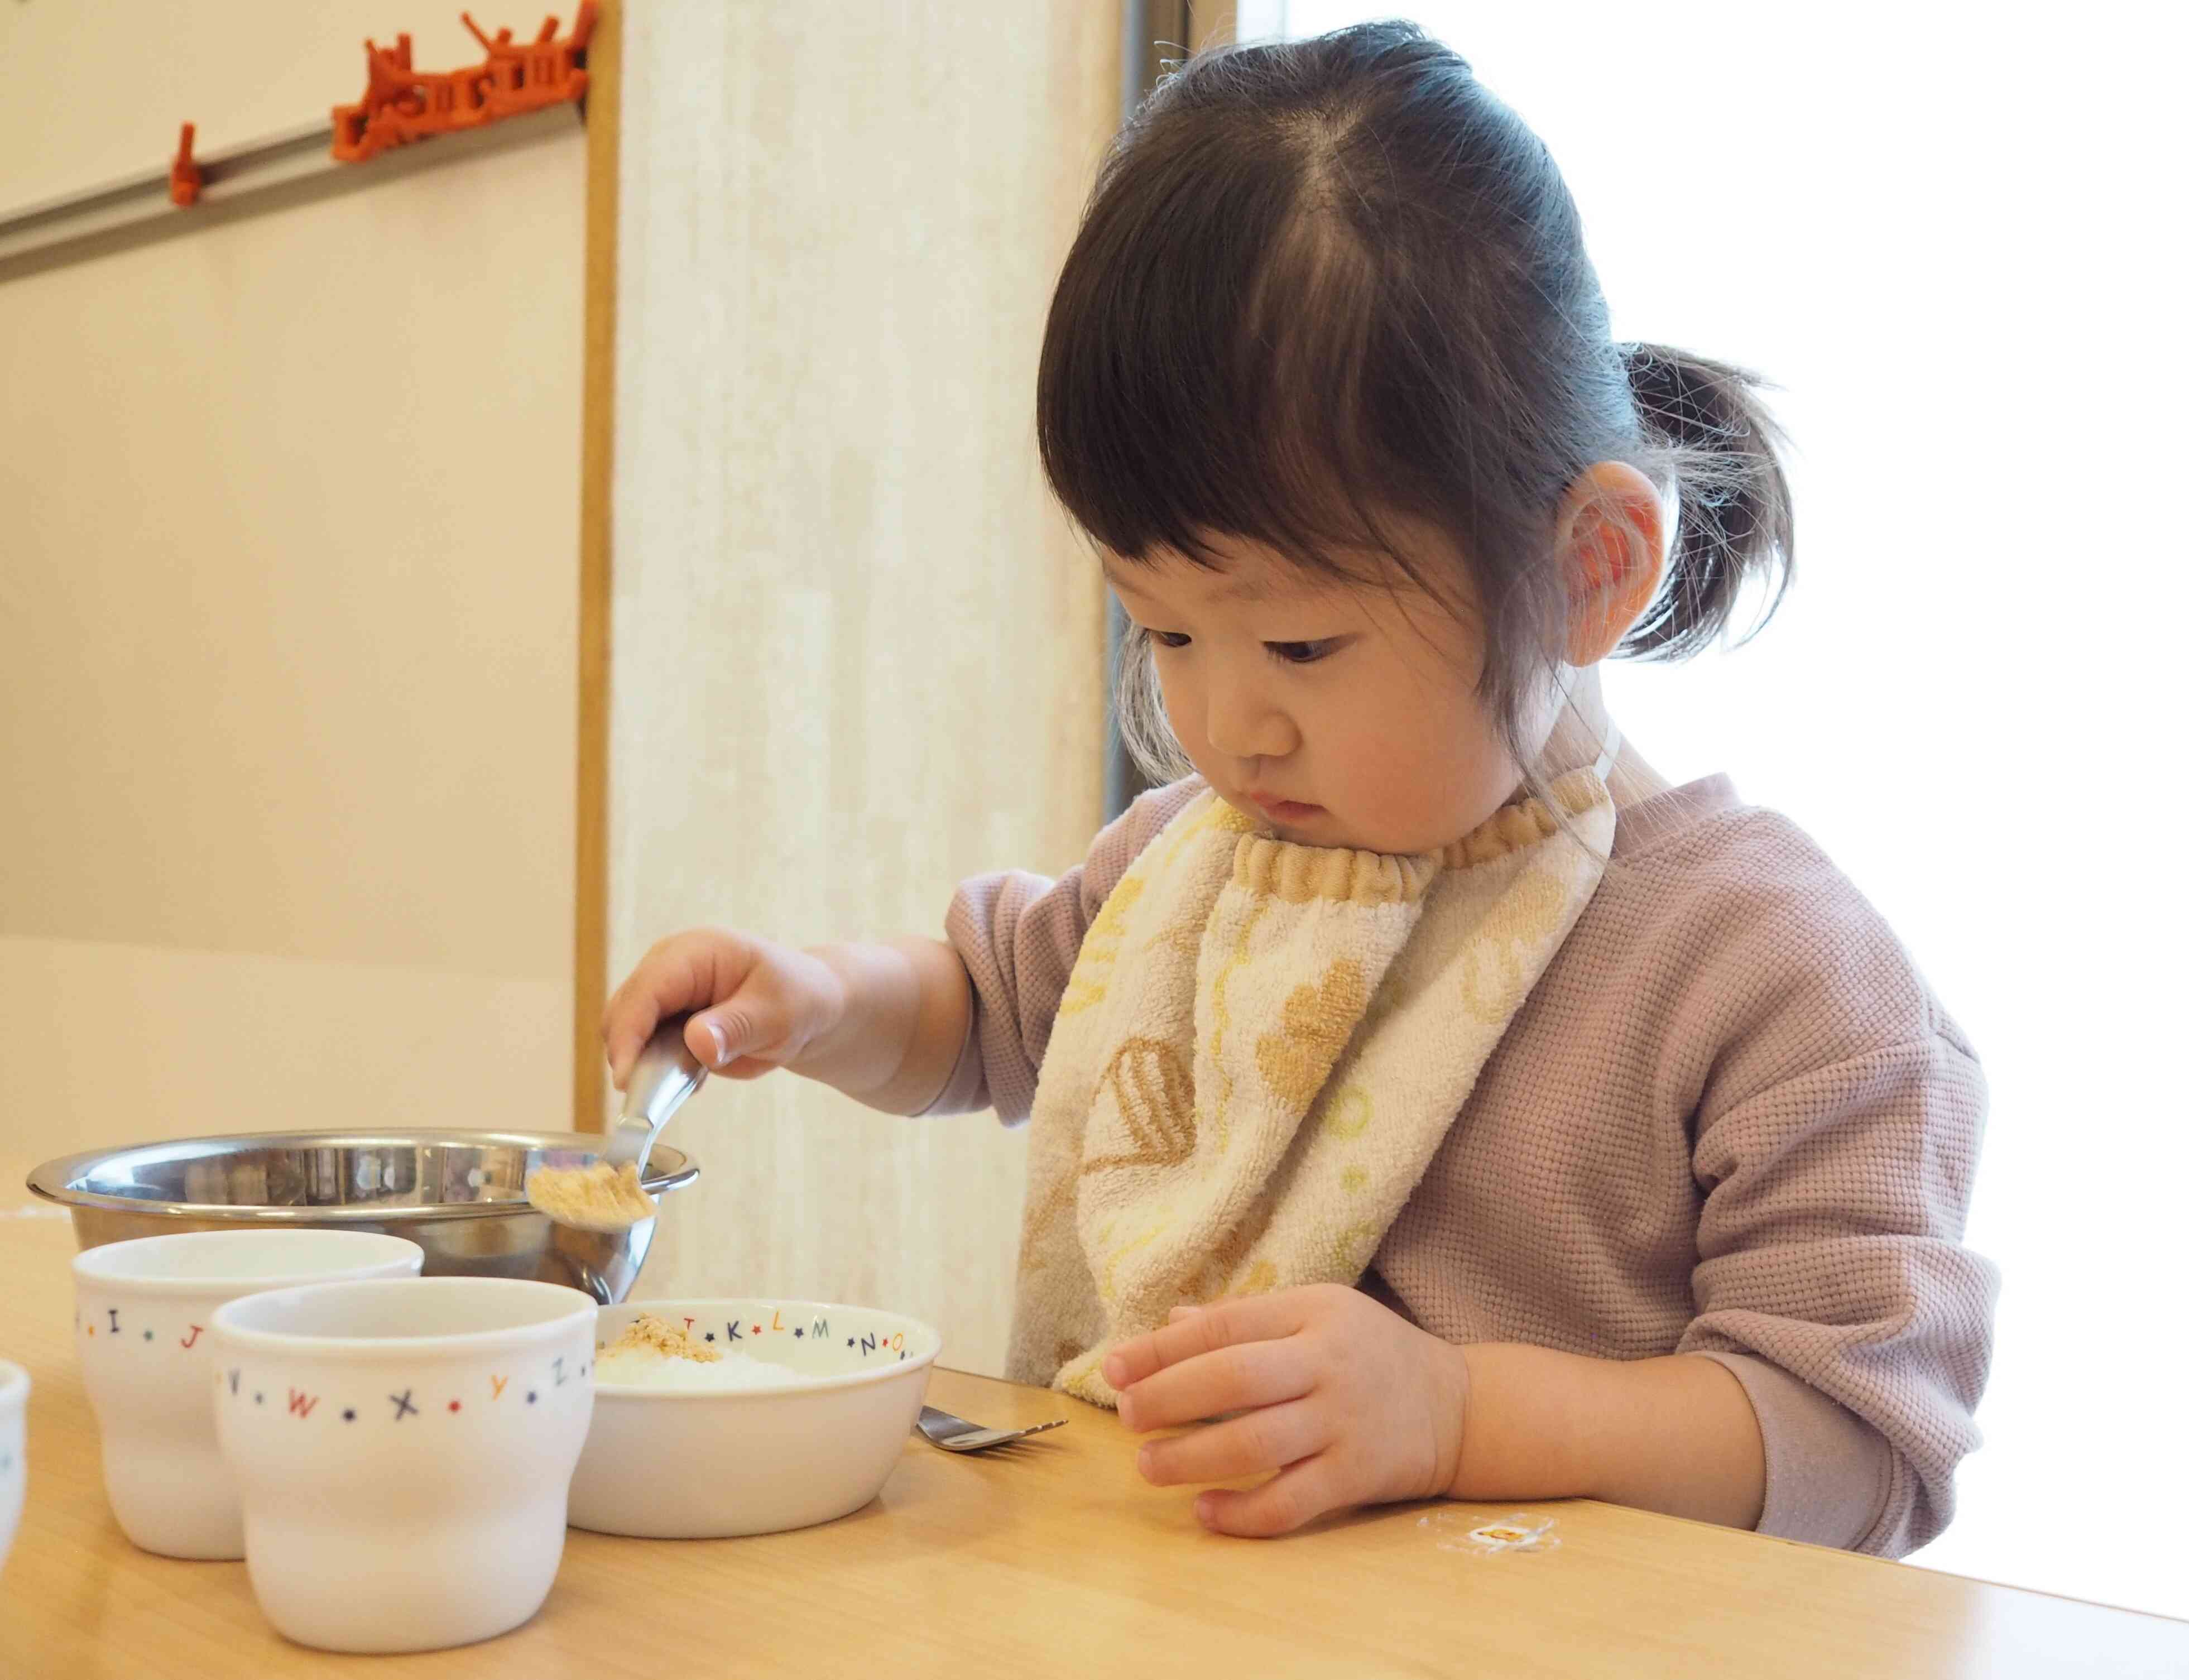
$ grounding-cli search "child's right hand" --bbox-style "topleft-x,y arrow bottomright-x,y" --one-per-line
601,929 -> 848,1093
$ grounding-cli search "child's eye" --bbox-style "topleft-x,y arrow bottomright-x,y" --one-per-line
1149,631 -> 1193,649
1265,639 -> 1340,665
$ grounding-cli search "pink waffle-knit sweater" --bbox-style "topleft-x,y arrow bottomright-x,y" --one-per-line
930,774 -> 1998,1558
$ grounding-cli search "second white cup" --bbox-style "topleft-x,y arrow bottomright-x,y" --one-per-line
73,1228 -> 423,1558
210,1276 -> 596,1653
1,1360 -> 27,1579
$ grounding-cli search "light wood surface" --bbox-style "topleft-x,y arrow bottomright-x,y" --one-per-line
602,1 -> 1117,1371
572,0 -> 623,1134
3,1173 -> 2182,1677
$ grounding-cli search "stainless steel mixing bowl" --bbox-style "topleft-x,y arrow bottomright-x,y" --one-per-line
25,1130 -> 699,1305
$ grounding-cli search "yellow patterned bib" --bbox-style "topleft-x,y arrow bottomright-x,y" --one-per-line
1007,772 -> 1615,1404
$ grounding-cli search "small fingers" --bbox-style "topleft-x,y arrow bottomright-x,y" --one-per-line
1194,1455 -> 1345,1539
1136,1399 -> 1326,1487
689,998 -> 796,1073
601,984 -> 664,1092
1103,1291 -> 1310,1391
601,930 -> 759,1088
683,1013 -> 728,1071
1116,1338 -> 1315,1433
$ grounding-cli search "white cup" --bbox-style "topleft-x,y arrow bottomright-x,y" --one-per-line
210,1276 -> 596,1654
1,1360 -> 27,1578
73,1229 -> 423,1558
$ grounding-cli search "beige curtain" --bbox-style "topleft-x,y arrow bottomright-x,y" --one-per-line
607,2 -> 1120,1374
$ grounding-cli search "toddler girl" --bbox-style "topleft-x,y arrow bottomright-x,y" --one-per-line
604,22 -> 1995,1557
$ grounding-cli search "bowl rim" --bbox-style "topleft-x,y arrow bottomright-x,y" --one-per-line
588,1296 -> 944,1400
210,1276 -> 598,1357
71,1228 -> 425,1296
25,1129 -> 699,1223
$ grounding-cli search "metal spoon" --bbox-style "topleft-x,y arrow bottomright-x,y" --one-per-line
525,1015 -> 707,1234
607,1012 -> 708,1175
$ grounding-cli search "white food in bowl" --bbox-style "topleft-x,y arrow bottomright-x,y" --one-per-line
593,1346 -> 803,1389
570,1297 -> 941,1539
591,1311 -> 799,1390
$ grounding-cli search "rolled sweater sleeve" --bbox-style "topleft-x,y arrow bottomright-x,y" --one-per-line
1678,931 -> 2000,1557
928,779 -> 1203,1122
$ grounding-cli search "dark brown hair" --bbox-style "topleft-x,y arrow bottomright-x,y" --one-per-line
1036,21 -> 1794,782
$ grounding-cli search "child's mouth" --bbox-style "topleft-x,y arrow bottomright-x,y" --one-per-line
1247,793 -> 1322,824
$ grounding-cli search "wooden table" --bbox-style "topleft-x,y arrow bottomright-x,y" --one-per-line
3,1175 -> 2183,1678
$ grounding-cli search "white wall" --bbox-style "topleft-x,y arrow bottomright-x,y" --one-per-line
1281,0 -> 2188,1619
0,3 -> 516,208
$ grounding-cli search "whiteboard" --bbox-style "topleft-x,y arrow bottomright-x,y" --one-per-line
0,106 -> 585,1157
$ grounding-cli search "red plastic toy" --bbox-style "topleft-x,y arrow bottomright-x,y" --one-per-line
330,4 -> 597,164
169,122 -> 201,206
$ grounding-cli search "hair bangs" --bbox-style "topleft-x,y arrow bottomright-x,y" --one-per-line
1036,136 -> 1420,588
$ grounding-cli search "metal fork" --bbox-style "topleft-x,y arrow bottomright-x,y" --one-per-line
915,1405 -> 1067,1452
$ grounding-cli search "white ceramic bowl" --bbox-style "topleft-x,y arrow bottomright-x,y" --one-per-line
210,1276 -> 596,1654
569,1297 -> 940,1539
73,1228 -> 423,1558
1,1360 -> 26,1578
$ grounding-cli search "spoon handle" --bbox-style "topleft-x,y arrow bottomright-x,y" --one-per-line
604,1014 -> 707,1172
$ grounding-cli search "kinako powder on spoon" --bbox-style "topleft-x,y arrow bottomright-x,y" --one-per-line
524,1160 -> 657,1232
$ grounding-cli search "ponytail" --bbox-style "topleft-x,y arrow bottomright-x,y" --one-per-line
1617,343 -> 1796,659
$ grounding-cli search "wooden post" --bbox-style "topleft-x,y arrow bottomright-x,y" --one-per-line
573,0 -> 621,1131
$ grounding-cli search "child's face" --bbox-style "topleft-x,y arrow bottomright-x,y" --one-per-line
1106,535 -> 1535,854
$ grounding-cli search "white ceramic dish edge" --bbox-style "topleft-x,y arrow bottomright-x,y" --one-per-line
73,1229 -> 427,1297
570,1297 -> 941,1540
590,1296 -> 943,1396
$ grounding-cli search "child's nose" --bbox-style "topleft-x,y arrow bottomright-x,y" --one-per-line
1203,683 -> 1298,761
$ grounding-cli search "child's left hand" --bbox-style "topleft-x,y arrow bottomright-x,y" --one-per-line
1102,1283 -> 1471,1537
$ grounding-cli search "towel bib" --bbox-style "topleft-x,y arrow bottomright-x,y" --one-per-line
1006,770 -> 1615,1404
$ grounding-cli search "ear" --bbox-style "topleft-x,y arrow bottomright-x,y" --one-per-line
1556,462 -> 1668,668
